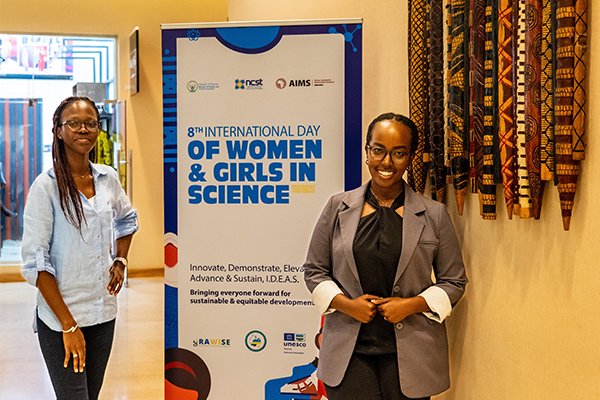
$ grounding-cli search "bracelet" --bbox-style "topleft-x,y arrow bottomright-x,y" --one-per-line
113,256 -> 128,268
62,324 -> 78,333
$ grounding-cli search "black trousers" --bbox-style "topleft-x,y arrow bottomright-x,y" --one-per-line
37,316 -> 115,400
324,352 -> 431,400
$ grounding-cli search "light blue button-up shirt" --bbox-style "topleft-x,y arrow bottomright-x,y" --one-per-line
21,163 -> 139,332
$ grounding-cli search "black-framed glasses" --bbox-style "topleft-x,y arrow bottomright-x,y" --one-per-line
366,145 -> 409,164
61,120 -> 100,132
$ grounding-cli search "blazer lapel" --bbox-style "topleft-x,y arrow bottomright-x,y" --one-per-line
394,182 -> 426,283
338,183 -> 369,288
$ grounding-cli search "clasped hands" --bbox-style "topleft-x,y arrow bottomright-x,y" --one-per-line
343,294 -> 423,324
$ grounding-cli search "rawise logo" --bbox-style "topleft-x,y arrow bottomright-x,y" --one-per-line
276,78 -> 287,89
193,338 -> 231,347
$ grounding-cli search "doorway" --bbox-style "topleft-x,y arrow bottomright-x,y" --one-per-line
0,33 -> 118,266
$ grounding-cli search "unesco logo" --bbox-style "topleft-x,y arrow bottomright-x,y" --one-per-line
283,333 -> 306,348
245,330 -> 267,352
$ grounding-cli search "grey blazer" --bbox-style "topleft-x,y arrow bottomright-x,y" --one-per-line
303,181 -> 468,398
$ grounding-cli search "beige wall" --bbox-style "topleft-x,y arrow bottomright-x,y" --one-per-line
0,0 -> 228,271
230,1 -> 600,399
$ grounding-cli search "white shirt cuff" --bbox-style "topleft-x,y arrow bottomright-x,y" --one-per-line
311,280 -> 343,315
419,286 -> 452,323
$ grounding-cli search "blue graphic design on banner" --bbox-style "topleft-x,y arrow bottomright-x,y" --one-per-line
162,19 -> 362,399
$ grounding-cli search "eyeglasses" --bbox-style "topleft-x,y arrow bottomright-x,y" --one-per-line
61,120 -> 100,132
367,145 -> 410,164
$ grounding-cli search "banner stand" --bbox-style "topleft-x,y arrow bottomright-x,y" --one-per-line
162,19 -> 362,399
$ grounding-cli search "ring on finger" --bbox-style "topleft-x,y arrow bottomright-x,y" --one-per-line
73,354 -> 78,357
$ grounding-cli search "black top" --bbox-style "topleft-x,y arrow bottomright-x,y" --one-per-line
352,186 -> 405,355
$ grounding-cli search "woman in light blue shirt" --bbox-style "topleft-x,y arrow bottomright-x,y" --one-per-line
21,96 -> 138,400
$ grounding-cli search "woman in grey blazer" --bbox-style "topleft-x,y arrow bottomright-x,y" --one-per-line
303,113 -> 468,400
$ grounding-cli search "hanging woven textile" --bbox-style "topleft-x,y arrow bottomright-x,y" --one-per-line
429,0 -> 446,202
554,0 -> 578,230
470,0 -> 485,197
445,0 -> 453,188
572,0 -> 587,160
514,0 -> 533,218
540,0 -> 556,181
408,0 -> 429,194
448,0 -> 470,214
524,0 -> 545,219
481,0 -> 499,219
497,0 -> 518,219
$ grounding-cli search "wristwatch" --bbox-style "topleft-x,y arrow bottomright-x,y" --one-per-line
113,256 -> 128,268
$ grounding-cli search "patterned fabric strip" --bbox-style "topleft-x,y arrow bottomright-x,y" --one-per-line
445,0 -> 453,186
429,0 -> 446,202
482,0 -> 499,219
408,0 -> 429,194
540,0 -> 555,180
407,0 -> 415,190
554,0 -> 578,230
470,0 -> 486,203
448,0 -> 469,214
497,0 -> 517,219
490,1 -> 503,188
524,0 -> 545,219
480,0 -> 498,220
572,0 -> 587,160
515,0 -> 533,218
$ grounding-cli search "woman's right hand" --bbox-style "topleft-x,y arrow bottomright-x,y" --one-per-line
331,293 -> 381,323
63,327 -> 86,373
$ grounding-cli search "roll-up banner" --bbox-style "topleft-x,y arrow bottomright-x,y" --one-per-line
162,19 -> 362,399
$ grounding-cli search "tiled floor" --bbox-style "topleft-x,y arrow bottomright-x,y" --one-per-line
0,276 -> 164,399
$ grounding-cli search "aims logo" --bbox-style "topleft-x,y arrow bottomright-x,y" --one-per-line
275,78 -> 287,89
276,79 -> 312,89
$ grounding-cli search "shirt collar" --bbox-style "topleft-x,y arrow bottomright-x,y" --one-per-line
47,162 -> 108,179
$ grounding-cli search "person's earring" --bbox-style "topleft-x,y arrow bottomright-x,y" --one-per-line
365,159 -> 369,165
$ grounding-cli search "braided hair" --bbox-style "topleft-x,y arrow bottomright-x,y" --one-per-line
51,96 -> 99,233
365,113 -> 419,154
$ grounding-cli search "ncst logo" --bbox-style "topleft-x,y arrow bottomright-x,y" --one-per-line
235,78 -> 263,89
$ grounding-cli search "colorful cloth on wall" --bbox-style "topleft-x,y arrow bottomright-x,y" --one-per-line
429,0 -> 446,202
445,0 -> 453,188
497,0 -> 518,219
554,0 -> 578,230
406,0 -> 586,230
572,0 -> 587,160
470,0 -> 485,200
484,0 -> 500,220
515,0 -> 533,218
540,0 -> 556,181
408,0 -> 429,195
448,0 -> 470,214
524,0 -> 545,219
